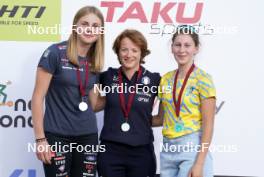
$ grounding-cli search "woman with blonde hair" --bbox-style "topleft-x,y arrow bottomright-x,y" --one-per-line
31,6 -> 104,177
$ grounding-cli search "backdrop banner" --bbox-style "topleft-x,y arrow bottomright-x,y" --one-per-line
1,0 -> 263,177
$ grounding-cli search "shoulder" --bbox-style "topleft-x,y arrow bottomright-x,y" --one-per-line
193,67 -> 215,90
162,70 -> 176,78
193,67 -> 213,81
99,67 -> 119,83
50,41 -> 67,50
160,70 -> 176,83
108,67 -> 119,73
43,41 -> 67,57
54,41 -> 67,53
193,67 -> 216,97
101,67 -> 118,75
142,67 -> 161,81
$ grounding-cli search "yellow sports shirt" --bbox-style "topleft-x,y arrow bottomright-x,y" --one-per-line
158,67 -> 216,138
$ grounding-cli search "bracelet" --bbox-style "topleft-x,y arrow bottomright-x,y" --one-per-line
35,137 -> 47,143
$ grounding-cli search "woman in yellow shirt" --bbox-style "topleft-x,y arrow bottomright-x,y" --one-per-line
154,25 -> 216,177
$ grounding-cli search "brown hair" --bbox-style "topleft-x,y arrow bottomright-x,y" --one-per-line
113,29 -> 150,64
172,25 -> 200,47
67,6 -> 104,73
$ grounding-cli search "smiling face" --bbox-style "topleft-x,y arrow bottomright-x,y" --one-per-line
118,37 -> 141,70
172,34 -> 199,66
75,13 -> 102,45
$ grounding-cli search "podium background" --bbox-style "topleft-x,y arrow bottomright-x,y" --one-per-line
1,0 -> 263,176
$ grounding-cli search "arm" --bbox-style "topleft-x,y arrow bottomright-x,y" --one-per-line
31,67 -> 53,164
152,101 -> 164,127
89,84 -> 106,112
189,97 -> 216,177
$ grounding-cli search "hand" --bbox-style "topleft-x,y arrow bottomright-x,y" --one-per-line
188,163 -> 203,177
36,140 -> 52,164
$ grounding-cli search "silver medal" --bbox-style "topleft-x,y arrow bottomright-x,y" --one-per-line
79,101 -> 88,111
121,122 -> 130,132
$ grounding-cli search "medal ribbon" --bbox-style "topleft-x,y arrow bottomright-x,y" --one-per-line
118,66 -> 142,122
76,61 -> 89,98
173,64 -> 195,117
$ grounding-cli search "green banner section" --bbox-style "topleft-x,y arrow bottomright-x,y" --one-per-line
0,0 -> 61,41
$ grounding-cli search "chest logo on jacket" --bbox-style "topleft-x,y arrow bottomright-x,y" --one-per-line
142,76 -> 150,85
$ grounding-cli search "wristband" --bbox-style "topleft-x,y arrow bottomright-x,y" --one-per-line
35,137 -> 47,143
